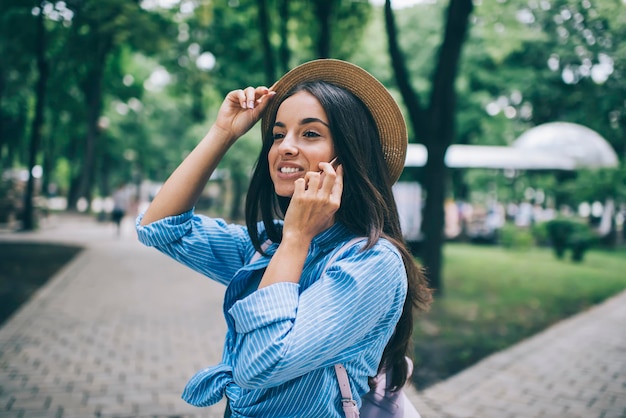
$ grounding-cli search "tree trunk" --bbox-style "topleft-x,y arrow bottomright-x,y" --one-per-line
229,171 -> 246,222
257,0 -> 275,85
423,0 -> 473,294
22,3 -> 48,231
421,150 -> 447,293
385,0 -> 473,294
67,172 -> 82,211
191,77 -> 205,122
41,110 -> 61,202
73,48 -> 107,212
278,0 -> 290,74
0,72 -> 5,171
384,1 -> 426,132
313,0 -> 333,58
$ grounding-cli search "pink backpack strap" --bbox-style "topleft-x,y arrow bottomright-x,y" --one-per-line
334,364 -> 360,418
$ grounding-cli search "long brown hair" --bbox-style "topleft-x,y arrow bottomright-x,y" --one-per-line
245,81 -> 432,390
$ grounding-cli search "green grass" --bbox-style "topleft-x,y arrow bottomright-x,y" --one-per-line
412,243 -> 626,389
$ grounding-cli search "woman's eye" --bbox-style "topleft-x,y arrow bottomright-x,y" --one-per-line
303,130 -> 320,138
272,132 -> 284,141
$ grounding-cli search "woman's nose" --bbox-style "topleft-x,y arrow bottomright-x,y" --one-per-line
277,133 -> 298,155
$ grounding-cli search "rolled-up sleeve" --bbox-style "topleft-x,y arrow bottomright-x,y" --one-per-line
136,211 -> 194,246
229,283 -> 299,333
136,209 -> 252,286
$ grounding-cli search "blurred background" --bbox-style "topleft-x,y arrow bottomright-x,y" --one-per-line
1,0 -> 625,389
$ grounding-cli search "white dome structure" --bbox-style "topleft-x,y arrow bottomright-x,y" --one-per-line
403,122 -> 619,170
513,122 -> 619,169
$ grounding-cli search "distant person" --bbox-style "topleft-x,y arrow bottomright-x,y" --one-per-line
111,183 -> 130,236
137,59 -> 431,417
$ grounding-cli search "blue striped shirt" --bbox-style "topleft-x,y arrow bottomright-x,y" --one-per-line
136,209 -> 407,417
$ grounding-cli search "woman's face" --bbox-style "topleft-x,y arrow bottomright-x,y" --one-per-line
268,91 -> 335,197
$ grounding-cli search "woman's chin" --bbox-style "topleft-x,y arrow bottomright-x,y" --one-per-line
275,188 -> 294,198
273,181 -> 295,197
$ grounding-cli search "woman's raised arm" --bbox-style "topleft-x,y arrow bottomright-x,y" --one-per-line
140,87 -> 275,225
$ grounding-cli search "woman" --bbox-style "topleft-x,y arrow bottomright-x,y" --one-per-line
137,59 -> 432,417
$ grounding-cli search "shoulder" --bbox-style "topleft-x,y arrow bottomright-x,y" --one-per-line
326,236 -> 406,285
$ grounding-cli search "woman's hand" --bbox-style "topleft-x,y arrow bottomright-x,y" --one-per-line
258,161 -> 343,289
213,86 -> 276,143
282,161 -> 344,244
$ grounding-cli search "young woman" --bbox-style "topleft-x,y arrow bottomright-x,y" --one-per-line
137,59 -> 432,417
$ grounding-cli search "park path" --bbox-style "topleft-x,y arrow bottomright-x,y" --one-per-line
0,213 -> 624,418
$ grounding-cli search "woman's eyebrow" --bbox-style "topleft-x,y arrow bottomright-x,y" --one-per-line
300,117 -> 329,127
273,118 -> 329,128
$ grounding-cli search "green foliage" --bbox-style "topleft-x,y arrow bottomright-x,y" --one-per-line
545,217 -> 597,261
530,221 -> 550,246
413,243 -> 626,389
327,1 -> 372,60
2,0 -> 625,224
498,223 -> 534,250
489,0 -> 625,151
470,0 -> 548,63
557,167 -> 626,207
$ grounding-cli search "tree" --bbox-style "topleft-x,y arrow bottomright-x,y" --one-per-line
22,3 -> 48,231
60,0 -> 170,210
385,0 -> 474,294
257,0 -> 275,84
0,1 -> 38,171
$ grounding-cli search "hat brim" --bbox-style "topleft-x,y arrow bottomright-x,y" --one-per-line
261,59 -> 407,183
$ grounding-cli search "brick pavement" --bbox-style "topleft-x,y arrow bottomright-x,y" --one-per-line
1,215 -> 228,417
0,213 -> 624,418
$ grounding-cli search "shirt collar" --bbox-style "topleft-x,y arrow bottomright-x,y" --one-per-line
310,222 -> 356,253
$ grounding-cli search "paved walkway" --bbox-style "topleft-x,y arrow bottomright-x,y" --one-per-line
0,214 -> 624,418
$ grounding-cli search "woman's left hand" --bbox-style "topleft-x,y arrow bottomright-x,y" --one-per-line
282,161 -> 344,244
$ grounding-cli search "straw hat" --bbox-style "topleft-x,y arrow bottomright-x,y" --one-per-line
261,59 -> 408,183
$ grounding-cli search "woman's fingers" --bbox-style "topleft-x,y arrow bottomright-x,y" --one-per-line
318,161 -> 339,194
297,163 -> 342,208
329,164 -> 343,205
285,163 -> 343,239
238,86 -> 274,109
304,171 -> 322,193
244,86 -> 256,109
217,86 -> 275,138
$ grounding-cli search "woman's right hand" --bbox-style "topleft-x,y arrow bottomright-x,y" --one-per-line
213,86 -> 276,142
